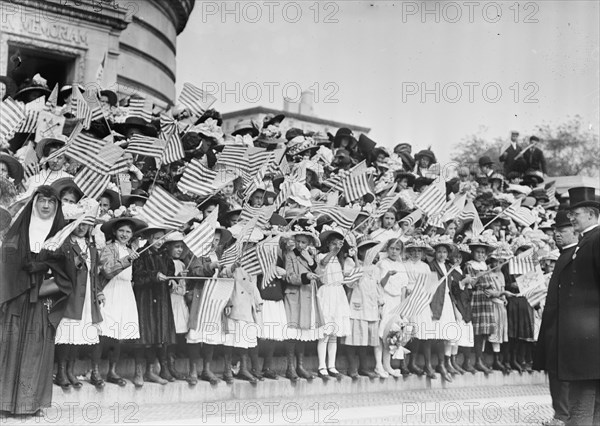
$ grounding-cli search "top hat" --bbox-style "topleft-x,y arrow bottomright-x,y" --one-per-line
478,156 -> 494,167
567,187 -> 600,209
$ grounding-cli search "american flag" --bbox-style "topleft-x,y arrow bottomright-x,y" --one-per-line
67,133 -> 115,174
72,85 -> 92,129
322,161 -> 368,191
509,248 -> 536,275
395,271 -> 439,320
187,278 -> 235,337
257,236 -> 280,288
220,216 -> 259,267
137,185 -> 199,229
399,209 -> 423,227
342,170 -> 373,202
159,113 -> 177,140
522,284 -> 547,308
244,162 -> 270,199
21,142 -> 40,179
127,97 -> 153,122
545,181 -> 558,205
96,51 -> 106,84
0,97 -> 25,144
177,159 -> 218,197
364,241 -> 385,266
178,82 -> 217,118
100,143 -> 129,175
240,247 -> 262,276
160,131 -> 185,164
15,109 -> 39,133
375,193 -> 401,218
414,178 -> 446,216
74,167 -> 111,199
310,204 -> 360,230
502,198 -> 536,227
459,200 -> 484,236
441,193 -> 467,222
46,84 -> 59,107
238,204 -> 275,230
342,267 -> 364,285
125,135 -> 167,159
216,145 -> 249,177
184,208 -> 219,257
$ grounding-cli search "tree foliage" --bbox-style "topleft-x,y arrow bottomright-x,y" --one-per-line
451,116 -> 599,177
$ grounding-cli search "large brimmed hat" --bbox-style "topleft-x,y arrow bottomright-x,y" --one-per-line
290,224 -> 320,247
14,75 -> 51,103
357,134 -> 376,154
135,225 -> 171,238
429,235 -> 455,252
231,119 -> 259,137
333,128 -> 357,149
394,170 -> 416,187
478,156 -> 494,167
51,178 -> 83,201
488,242 -> 513,260
122,189 -> 149,207
163,231 -> 185,244
319,226 -> 345,247
113,117 -> 158,138
99,89 -> 118,107
100,217 -> 147,237
100,189 -> 121,211
404,237 -> 431,250
262,114 -> 285,128
0,153 -> 24,184
286,136 -> 319,157
567,186 -> 599,209
415,149 -> 437,164
521,170 -> 544,186
36,137 -> 67,159
356,236 -> 380,250
467,235 -> 496,252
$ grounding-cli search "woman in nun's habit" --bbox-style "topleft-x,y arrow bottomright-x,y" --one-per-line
0,185 -> 66,415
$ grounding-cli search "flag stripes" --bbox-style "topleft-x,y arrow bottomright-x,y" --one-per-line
74,167 -> 110,199
375,193 -> 401,218
15,110 -> 39,133
177,159 -> 218,197
310,205 -> 360,230
502,199 -> 536,227
414,178 -> 446,216
178,83 -> 217,117
342,267 -> 364,285
137,186 -> 199,229
66,133 -> 109,172
509,250 -> 536,275
125,135 -> 167,158
342,170 -> 372,202
187,278 -> 235,336
399,209 -> 423,227
72,85 -> 92,129
459,200 -> 484,236
184,208 -> 219,257
127,97 -> 152,122
160,131 -> 185,164
0,98 -> 25,144
257,236 -> 280,288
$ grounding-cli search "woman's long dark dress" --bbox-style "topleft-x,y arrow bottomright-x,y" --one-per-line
0,188 -> 65,415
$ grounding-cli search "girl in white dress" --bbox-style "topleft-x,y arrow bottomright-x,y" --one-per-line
96,217 -> 145,386
316,229 -> 352,380
376,238 -> 409,378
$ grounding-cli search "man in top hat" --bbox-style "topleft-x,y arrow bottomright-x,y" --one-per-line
499,131 -> 527,176
534,209 -> 575,426
557,187 -> 600,425
522,135 -> 547,175
478,156 -> 495,178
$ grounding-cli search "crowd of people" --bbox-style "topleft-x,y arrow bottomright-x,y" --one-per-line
0,74 -> 598,425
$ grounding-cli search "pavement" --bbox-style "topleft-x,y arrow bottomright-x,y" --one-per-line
1,383 -> 554,425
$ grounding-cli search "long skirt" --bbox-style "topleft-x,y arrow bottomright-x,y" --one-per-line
258,300 -> 288,341
488,301 -> 509,344
223,318 -> 259,349
55,273 -> 99,345
0,292 -> 55,414
507,296 -> 534,340
98,275 -> 140,340
471,289 -> 496,336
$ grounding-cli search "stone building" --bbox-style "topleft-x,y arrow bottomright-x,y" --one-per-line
0,0 -> 194,108
222,92 -> 371,139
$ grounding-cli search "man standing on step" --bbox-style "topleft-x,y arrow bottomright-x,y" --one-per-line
559,187 -> 600,426
534,210 -> 574,425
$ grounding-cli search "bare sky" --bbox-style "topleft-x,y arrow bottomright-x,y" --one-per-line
176,1 -> 599,164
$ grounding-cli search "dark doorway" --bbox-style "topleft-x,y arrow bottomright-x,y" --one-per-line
6,44 -> 76,91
